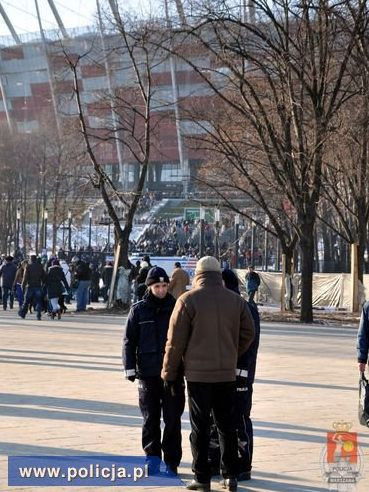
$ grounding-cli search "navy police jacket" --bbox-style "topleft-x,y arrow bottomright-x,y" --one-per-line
237,301 -> 260,384
357,301 -> 369,363
123,291 -> 176,378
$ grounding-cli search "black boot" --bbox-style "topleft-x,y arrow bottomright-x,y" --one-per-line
186,479 -> 211,491
220,478 -> 237,491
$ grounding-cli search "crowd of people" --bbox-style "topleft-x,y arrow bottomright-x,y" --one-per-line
123,256 -> 261,491
0,254 -> 116,320
131,217 -> 269,269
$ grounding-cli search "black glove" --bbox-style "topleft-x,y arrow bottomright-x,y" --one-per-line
163,380 -> 176,397
127,375 -> 136,383
236,375 -> 247,387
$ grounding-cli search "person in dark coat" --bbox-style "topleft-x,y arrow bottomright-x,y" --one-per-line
19,255 -> 46,320
357,301 -> 369,373
123,266 -> 185,477
245,266 -> 260,303
208,268 -> 261,482
102,261 -> 114,302
13,259 -> 28,309
71,256 -> 91,312
135,261 -> 151,300
46,259 -> 69,319
90,264 -> 100,303
0,256 -> 17,310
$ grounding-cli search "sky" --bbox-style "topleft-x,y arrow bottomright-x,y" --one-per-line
0,0 -> 157,40
0,0 -> 97,38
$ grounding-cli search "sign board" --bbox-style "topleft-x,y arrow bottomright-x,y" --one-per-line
184,208 -> 214,222
130,256 -> 197,279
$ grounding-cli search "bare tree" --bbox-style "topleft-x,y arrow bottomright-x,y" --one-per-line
62,10 -> 166,270
159,0 -> 365,322
320,2 -> 369,282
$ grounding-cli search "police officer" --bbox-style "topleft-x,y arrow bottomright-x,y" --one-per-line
208,268 -> 260,482
123,266 -> 185,476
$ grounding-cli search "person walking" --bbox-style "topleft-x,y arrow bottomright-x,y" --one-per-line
0,256 -> 17,310
168,262 -> 190,299
13,259 -> 28,309
245,266 -> 260,303
19,255 -> 46,320
123,266 -> 185,476
0,256 -> 17,311
71,256 -> 91,312
161,256 -> 255,491
46,259 -> 69,319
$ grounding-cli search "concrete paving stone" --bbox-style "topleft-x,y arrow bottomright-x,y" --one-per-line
1,311 -> 369,491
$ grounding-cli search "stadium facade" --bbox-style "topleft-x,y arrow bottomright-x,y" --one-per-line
0,24 -> 209,194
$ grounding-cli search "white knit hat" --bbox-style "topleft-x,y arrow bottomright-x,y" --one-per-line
195,256 -> 221,274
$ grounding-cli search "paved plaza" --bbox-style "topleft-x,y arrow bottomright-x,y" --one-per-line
1,308 -> 369,491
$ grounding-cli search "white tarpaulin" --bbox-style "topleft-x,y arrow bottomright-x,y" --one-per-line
235,270 -> 369,309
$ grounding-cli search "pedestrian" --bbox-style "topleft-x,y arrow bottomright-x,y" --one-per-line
161,256 -> 255,491
60,259 -> 71,306
19,255 -> 46,320
123,266 -> 185,476
46,259 -> 69,319
102,261 -> 114,302
71,256 -> 91,312
90,263 -> 100,303
13,259 -> 28,309
208,268 -> 260,482
0,256 -> 17,310
135,261 -> 150,301
245,265 -> 260,303
357,301 -> 369,373
168,262 -> 190,299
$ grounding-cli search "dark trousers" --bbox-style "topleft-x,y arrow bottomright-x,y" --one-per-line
236,384 -> 253,473
208,383 -> 254,474
2,286 -> 14,309
20,287 -> 43,317
138,376 -> 185,467
248,290 -> 257,303
187,381 -> 238,483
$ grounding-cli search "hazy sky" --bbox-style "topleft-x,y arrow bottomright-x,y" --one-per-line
0,0 -> 160,39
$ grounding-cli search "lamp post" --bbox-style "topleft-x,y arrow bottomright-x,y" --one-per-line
68,209 -> 72,253
88,209 -> 92,250
250,221 -> 255,266
234,214 -> 240,268
43,208 -> 48,250
264,216 -> 269,271
16,207 -> 20,252
214,208 -> 220,260
100,211 -> 112,251
107,220 -> 111,251
199,207 -> 205,257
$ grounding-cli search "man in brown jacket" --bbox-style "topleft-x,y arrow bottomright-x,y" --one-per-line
168,262 -> 190,299
161,256 -> 255,491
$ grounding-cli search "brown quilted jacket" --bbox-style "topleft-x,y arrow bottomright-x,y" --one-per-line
161,271 -> 255,383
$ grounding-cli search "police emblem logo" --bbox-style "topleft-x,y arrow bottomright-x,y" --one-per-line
320,421 -> 363,490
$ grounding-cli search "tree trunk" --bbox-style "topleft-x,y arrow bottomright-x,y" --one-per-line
300,224 -> 315,323
358,223 -> 367,283
281,244 -> 294,311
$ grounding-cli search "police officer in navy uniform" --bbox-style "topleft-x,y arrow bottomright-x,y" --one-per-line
208,268 -> 260,482
123,266 -> 185,476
